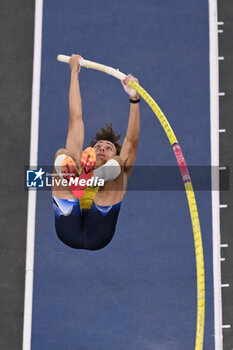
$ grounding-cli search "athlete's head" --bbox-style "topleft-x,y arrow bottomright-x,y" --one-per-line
90,123 -> 121,164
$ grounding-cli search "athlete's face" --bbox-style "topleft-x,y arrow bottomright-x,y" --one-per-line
93,140 -> 117,166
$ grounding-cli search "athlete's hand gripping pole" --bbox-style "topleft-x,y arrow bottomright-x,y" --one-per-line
57,54 -> 126,81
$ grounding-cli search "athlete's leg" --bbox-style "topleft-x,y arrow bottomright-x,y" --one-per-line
93,155 -> 125,206
52,147 -> 86,248
82,201 -> 122,250
53,196 -> 85,249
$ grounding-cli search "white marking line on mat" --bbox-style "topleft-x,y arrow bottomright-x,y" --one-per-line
22,1 -> 43,350
219,129 -> 226,133
221,244 -> 228,248
209,0 -> 223,349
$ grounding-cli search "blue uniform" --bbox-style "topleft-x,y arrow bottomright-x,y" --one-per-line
53,196 -> 122,250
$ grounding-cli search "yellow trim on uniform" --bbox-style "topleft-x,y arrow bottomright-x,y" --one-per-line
79,186 -> 99,210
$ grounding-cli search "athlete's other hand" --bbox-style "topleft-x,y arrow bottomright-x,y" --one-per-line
69,54 -> 83,73
121,74 -> 139,99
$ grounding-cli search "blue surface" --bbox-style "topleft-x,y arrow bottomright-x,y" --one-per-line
32,1 -> 214,349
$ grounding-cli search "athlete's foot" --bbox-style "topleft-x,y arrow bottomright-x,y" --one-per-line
54,154 -> 83,197
70,147 -> 96,198
54,149 -> 96,198
80,147 -> 96,179
54,154 -> 77,181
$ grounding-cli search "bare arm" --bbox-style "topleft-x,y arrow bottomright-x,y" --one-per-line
65,54 -> 84,164
120,75 -> 140,178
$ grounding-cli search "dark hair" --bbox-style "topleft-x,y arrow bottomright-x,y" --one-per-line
90,123 -> 122,155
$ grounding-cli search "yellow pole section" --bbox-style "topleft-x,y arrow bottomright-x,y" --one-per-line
128,80 -> 205,350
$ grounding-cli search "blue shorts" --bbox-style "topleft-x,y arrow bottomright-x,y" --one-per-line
53,197 -> 122,250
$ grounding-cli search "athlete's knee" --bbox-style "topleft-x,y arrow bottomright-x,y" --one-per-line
112,155 -> 124,167
54,148 -> 70,161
